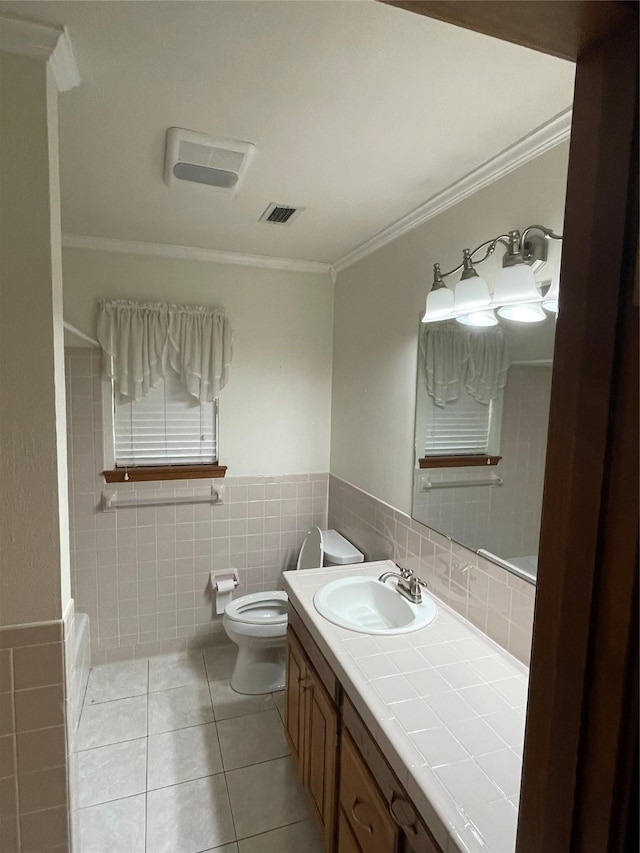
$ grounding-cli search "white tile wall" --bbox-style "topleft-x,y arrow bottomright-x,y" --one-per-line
328,476 -> 536,664
65,349 -> 328,663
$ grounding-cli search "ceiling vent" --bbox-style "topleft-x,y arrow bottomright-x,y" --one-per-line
259,202 -> 305,225
164,128 -> 255,196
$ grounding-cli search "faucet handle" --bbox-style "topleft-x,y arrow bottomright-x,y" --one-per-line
409,576 -> 428,592
395,563 -> 413,579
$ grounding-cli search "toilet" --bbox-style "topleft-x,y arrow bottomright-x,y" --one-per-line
222,527 -> 364,694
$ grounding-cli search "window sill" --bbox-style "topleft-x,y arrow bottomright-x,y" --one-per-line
103,464 -> 227,483
418,455 -> 501,469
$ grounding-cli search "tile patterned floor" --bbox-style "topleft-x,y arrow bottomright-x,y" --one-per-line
74,645 -> 325,853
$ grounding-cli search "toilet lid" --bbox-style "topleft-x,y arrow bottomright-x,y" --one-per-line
224,591 -> 288,625
296,526 -> 324,570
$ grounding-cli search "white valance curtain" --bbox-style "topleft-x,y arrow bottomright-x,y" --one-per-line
97,299 -> 231,402
422,325 -> 509,407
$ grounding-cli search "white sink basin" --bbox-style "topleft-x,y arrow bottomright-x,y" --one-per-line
313,576 -> 437,635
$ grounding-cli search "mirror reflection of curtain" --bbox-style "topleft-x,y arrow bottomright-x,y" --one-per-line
422,325 -> 509,407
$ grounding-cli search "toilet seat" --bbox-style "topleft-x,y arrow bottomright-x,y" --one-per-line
224,590 -> 288,626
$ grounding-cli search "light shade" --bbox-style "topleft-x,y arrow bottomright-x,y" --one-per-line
492,263 -> 540,306
422,286 -> 454,323
542,275 -> 560,314
456,309 -> 498,327
497,302 -> 546,323
454,274 -> 492,314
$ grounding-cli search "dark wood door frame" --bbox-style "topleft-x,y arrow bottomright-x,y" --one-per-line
380,3 -> 639,851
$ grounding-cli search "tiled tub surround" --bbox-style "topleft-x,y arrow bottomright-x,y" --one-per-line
0,618 -> 71,853
283,561 -> 529,853
71,639 -> 325,853
328,476 -> 535,665
65,348 -> 328,664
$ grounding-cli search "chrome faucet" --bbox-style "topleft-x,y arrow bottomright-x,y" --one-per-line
378,564 -> 428,604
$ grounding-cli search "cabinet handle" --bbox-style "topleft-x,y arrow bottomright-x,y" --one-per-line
350,797 -> 374,834
388,793 -> 418,835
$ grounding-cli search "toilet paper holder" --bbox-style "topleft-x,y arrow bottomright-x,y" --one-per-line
210,570 -> 239,615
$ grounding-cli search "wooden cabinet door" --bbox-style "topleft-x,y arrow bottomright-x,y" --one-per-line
284,630 -> 307,774
338,810 -> 363,853
304,666 -> 339,850
339,731 -> 399,853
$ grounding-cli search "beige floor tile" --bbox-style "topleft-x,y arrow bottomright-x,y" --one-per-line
149,685 -> 214,734
217,710 -> 289,771
147,774 -> 235,853
209,681 -> 274,721
272,691 -> 286,721
77,695 -> 147,750
149,652 -> 207,692
238,819 -> 324,853
76,794 -> 145,853
226,756 -> 312,839
78,738 -> 147,808
85,659 -> 148,704
204,645 -> 238,681
148,722 -> 223,789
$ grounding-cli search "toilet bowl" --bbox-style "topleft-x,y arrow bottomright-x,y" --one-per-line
222,527 -> 363,694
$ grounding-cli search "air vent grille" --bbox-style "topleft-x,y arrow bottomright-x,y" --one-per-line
259,203 -> 304,226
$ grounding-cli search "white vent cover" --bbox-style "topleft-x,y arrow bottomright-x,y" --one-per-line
259,202 -> 305,225
164,128 -> 255,195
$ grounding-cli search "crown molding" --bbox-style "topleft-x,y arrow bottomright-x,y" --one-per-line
0,15 -> 80,92
333,108 -> 573,275
62,234 -> 333,276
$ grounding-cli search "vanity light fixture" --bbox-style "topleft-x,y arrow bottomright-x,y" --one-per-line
423,263 -> 455,322
422,224 -> 563,325
456,309 -> 499,327
497,302 -> 547,323
542,273 -> 560,314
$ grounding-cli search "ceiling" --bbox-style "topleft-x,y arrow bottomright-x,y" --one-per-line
1,1 -> 575,265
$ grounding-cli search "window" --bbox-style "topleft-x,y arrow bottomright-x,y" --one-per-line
420,387 -> 502,467
102,371 -> 225,482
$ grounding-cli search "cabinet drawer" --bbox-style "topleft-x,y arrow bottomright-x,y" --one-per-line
338,810 -> 363,853
340,730 -> 398,853
343,696 -> 444,853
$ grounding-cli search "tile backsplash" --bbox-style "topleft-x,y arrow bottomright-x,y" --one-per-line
65,348 -> 328,664
328,475 -> 536,665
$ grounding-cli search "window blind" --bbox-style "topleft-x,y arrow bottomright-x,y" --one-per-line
114,371 -> 217,466
425,390 -> 492,456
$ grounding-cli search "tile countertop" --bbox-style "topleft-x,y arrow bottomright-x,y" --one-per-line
282,560 -> 529,853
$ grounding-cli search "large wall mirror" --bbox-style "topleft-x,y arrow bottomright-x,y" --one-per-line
412,239 -> 561,584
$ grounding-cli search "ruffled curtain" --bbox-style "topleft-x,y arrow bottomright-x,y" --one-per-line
423,327 -> 469,406
97,299 -> 231,402
422,325 -> 509,407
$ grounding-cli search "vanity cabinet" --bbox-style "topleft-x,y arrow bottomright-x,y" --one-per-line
285,606 -> 445,853
285,625 -> 338,850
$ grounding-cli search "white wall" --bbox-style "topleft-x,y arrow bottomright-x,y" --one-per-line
0,53 -> 70,626
62,248 -> 334,476
330,142 -> 569,514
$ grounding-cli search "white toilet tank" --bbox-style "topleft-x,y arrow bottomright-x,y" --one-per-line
296,527 -> 364,570
322,529 -> 364,566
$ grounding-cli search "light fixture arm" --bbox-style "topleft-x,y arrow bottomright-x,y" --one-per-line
521,224 -> 563,243
434,224 -> 562,284
437,235 -> 510,280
